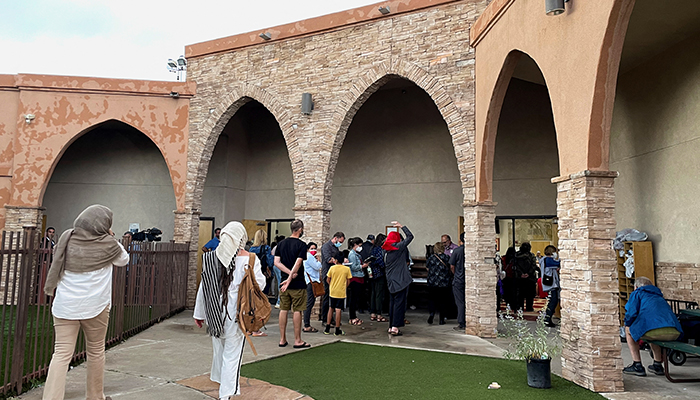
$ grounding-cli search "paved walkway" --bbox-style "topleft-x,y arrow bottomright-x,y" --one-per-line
12,309 -> 700,399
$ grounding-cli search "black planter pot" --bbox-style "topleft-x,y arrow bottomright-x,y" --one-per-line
526,358 -> 552,389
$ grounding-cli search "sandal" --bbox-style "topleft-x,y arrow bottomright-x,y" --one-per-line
370,315 -> 377,321
303,327 -> 318,333
251,331 -> 268,337
350,319 -> 363,326
404,319 -> 411,325
390,330 -> 403,336
376,316 -> 388,322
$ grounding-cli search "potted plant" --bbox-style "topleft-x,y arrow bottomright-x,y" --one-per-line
498,308 -> 561,389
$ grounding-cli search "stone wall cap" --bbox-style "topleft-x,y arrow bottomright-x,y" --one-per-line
551,170 -> 619,183
470,0 -> 515,47
293,206 -> 333,212
186,0 -> 463,58
8,74 -> 196,97
463,201 -> 497,207
4,205 -> 47,211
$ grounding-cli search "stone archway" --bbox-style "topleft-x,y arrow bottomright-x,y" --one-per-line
324,59 -> 474,210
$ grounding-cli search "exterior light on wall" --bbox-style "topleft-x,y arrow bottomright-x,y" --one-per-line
24,114 -> 36,124
259,32 -> 272,40
301,93 -> 314,115
167,55 -> 187,81
378,6 -> 391,15
169,92 -> 180,98
545,0 -> 567,16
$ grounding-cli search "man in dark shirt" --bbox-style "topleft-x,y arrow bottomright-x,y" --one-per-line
449,232 -> 466,331
275,220 -> 309,348
320,232 -> 345,322
359,234 -> 375,312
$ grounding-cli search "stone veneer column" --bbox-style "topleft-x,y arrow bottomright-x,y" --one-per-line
462,201 -> 498,338
293,207 -> 332,248
553,170 -> 623,393
4,206 -> 44,231
173,210 -> 201,308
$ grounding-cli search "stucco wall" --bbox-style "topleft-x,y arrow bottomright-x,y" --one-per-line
330,84 -> 463,255
42,121 -> 177,240
201,102 -> 294,226
493,78 -> 558,216
611,33 -> 700,263
0,84 -> 18,229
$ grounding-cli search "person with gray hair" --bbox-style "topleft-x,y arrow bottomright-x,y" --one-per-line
622,276 -> 683,377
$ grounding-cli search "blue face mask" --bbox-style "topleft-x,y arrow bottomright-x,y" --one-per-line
334,241 -> 342,248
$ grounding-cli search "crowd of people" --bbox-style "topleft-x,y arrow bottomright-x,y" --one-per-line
39,207 -> 689,399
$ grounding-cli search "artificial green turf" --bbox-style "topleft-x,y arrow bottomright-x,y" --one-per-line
241,342 -> 604,400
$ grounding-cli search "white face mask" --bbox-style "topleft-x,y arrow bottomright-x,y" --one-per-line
356,246 -> 363,252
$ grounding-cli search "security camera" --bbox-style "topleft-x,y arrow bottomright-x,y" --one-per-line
25,114 -> 36,124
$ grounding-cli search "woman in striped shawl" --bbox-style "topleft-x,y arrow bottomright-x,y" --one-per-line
194,221 -> 266,399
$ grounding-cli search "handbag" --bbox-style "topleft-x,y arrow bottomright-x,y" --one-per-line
542,274 -> 554,286
307,272 -> 325,297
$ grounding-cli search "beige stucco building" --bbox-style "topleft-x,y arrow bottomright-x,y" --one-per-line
1,0 -> 699,392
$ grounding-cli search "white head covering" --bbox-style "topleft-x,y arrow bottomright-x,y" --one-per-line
216,221 -> 248,269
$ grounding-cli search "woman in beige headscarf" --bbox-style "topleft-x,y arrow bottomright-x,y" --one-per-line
43,205 -> 129,400
194,221 -> 266,399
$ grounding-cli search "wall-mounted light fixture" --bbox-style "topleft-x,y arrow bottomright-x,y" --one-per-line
24,114 -> 35,124
378,6 -> 390,15
545,0 -> 568,16
259,32 -> 271,40
301,93 -> 314,115
169,91 -> 180,98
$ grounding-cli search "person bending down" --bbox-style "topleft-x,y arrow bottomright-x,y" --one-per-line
622,276 -> 683,377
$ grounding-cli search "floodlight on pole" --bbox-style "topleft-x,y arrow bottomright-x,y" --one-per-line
167,55 -> 187,81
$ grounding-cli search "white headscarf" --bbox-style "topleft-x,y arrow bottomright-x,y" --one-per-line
216,221 -> 248,269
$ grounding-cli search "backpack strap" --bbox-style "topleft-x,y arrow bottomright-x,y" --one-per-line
248,253 -> 256,268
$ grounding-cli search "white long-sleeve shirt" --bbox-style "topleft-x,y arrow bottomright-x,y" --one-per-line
304,252 -> 322,284
193,255 -> 267,332
52,242 -> 130,320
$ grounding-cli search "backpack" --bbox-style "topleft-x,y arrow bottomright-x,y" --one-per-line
237,253 -> 271,355
254,245 -> 269,273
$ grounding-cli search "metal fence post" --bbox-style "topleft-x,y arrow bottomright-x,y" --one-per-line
10,227 -> 36,393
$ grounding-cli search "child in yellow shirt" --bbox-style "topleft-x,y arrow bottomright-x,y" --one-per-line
324,252 -> 352,336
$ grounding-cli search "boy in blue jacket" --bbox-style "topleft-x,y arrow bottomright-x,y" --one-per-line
623,276 -> 683,376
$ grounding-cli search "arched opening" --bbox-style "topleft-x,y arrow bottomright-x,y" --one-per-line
492,53 -> 559,315
331,76 -> 463,312
610,0 -> 700,300
43,120 -> 177,239
201,99 -> 294,242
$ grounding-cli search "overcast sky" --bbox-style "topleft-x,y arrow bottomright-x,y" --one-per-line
0,0 -> 380,81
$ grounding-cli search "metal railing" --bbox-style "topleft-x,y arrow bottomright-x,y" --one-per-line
0,227 -> 190,396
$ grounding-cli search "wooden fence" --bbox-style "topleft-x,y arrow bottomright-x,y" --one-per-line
0,227 -> 190,396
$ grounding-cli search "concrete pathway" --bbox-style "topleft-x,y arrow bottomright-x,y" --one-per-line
11,309 -> 700,399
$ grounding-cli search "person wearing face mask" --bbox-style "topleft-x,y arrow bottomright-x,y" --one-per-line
320,232 -> 345,325
347,237 -> 370,325
303,242 -> 322,333
540,245 -> 561,327
275,220 -> 310,348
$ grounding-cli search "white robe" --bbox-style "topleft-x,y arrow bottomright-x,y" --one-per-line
194,255 -> 266,399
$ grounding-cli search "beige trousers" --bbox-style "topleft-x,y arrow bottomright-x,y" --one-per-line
43,307 -> 110,400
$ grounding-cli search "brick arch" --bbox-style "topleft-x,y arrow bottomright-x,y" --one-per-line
34,118 -> 180,209
188,84 -> 303,213
322,59 -> 473,210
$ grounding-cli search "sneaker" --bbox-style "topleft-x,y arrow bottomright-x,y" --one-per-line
623,363 -> 646,376
647,363 -> 664,376
324,326 -> 331,335
334,328 -> 345,336
274,303 -> 280,309
453,326 -> 465,332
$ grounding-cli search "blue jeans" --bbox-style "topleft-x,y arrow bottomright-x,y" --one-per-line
545,288 -> 560,321
273,266 -> 282,304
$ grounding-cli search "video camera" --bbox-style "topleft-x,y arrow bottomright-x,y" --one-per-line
132,227 -> 163,242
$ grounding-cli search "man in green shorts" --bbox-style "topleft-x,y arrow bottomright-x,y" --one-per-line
275,220 -> 311,349
623,276 -> 683,376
